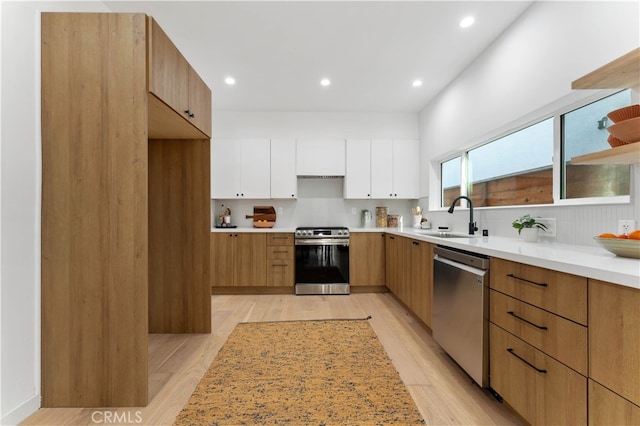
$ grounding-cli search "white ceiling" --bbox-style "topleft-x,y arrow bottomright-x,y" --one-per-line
104,1 -> 533,112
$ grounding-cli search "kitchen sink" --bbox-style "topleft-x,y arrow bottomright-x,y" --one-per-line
415,231 -> 478,238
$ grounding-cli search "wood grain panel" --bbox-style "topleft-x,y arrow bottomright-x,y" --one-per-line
235,233 -> 267,286
490,324 -> 587,425
147,17 -> 189,118
148,139 -> 211,333
589,379 -> 640,425
210,233 -> 235,287
589,279 -> 640,407
350,233 -> 386,286
490,290 -> 587,375
572,47 -> 640,90
490,258 -> 587,325
406,239 -> 433,328
41,12 -> 148,407
188,67 -> 212,137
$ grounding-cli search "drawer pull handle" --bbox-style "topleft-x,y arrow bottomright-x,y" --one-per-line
507,274 -> 548,287
272,250 -> 289,254
272,264 -> 288,267
273,236 -> 289,239
506,348 -> 547,373
507,311 -> 548,330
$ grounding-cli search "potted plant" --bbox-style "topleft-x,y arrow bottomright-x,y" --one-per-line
512,214 -> 548,242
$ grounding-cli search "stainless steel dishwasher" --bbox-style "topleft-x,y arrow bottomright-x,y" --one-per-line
433,245 -> 490,388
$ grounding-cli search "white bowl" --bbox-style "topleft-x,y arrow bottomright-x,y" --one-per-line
594,237 -> 640,259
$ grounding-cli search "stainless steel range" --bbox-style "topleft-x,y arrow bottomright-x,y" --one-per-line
294,227 -> 350,295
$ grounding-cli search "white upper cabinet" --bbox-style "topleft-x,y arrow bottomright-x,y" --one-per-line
370,139 -> 419,199
271,139 -> 297,199
296,139 -> 346,176
391,139 -> 419,199
344,140 -> 372,199
211,139 -> 271,199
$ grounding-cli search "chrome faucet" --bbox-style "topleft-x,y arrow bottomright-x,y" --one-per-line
448,195 -> 478,235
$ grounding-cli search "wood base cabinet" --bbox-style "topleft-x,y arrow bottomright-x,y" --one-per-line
490,324 -> 587,425
349,232 -> 386,288
41,13 -> 211,407
589,280 -> 640,415
211,233 -> 267,287
267,233 -> 294,286
589,379 -> 640,425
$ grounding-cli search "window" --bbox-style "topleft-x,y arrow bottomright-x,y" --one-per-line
561,90 -> 631,199
468,118 -> 553,207
438,90 -> 632,209
441,157 -> 461,207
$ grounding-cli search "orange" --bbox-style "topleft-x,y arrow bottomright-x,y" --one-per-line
618,234 -> 629,239
598,232 -> 617,238
628,230 -> 640,240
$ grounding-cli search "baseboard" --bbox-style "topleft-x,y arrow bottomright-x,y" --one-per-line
1,393 -> 40,426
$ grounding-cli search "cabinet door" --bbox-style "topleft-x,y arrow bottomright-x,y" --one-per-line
371,139 -> 394,198
589,279 -> 640,407
148,18 -> 190,121
270,139 -> 297,199
234,233 -> 267,286
210,233 -> 235,287
240,139 -> 271,198
589,379 -> 640,425
490,324 -> 587,425
392,139 -> 419,199
385,234 -> 400,293
188,67 -> 212,137
344,140 -> 371,199
407,239 -> 432,327
349,233 -> 385,286
297,139 -> 346,176
211,139 -> 241,198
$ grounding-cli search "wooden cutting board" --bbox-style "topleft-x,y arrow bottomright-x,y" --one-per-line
246,206 -> 276,227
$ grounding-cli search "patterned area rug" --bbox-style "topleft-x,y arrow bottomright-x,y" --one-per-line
174,318 -> 425,425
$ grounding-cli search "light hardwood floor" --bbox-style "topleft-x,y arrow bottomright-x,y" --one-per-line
23,294 -> 522,425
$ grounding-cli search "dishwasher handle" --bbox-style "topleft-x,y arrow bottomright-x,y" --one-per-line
434,254 -> 489,277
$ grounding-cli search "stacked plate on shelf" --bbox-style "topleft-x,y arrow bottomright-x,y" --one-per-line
606,104 -> 640,147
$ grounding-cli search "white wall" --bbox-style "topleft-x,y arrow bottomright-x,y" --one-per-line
212,111 -> 421,228
1,2 -> 109,424
418,1 -> 640,246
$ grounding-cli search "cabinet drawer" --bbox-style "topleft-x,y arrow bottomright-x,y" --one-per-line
589,379 -> 640,425
490,290 -> 587,375
267,233 -> 294,246
490,258 -> 587,325
490,324 -> 587,425
267,246 -> 294,260
267,260 -> 294,286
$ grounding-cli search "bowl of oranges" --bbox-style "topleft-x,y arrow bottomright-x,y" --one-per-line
594,230 -> 640,258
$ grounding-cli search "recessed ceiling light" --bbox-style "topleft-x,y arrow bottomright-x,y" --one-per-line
320,78 -> 331,86
224,76 -> 236,85
459,16 -> 475,28
412,80 -> 423,87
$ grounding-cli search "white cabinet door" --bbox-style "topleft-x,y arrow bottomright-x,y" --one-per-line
344,139 -> 371,199
296,139 -> 346,176
211,139 -> 240,198
392,139 -> 419,199
271,139 -> 297,199
370,139 -> 394,198
211,139 -> 270,199
240,139 -> 271,198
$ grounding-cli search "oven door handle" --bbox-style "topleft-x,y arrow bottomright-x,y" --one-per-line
295,238 -> 349,246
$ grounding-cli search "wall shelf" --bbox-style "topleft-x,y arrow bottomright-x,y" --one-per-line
571,48 -> 640,90
571,143 -> 640,165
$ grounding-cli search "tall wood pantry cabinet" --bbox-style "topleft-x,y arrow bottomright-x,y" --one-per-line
41,13 -> 211,407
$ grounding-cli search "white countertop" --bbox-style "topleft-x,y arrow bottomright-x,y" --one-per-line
211,226 -> 639,289
355,226 -> 639,290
